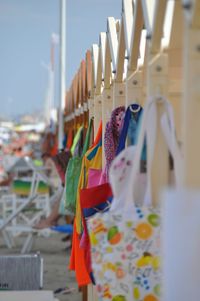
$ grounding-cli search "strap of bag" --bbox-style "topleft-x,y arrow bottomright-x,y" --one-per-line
116,104 -> 142,155
130,96 -> 182,207
81,118 -> 94,156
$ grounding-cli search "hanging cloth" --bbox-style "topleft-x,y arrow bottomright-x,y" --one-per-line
75,139 -> 102,234
67,128 -> 73,149
69,219 -> 91,287
65,119 -> 93,214
69,121 -> 103,286
102,106 -> 125,182
116,104 -> 144,154
70,126 -> 84,156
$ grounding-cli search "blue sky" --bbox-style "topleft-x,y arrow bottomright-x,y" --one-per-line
0,0 -> 121,118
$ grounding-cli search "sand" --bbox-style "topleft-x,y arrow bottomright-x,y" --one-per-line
0,231 -> 82,301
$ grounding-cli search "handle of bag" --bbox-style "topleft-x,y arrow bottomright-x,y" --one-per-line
116,104 -> 142,155
130,96 -> 182,207
160,110 -> 183,187
109,100 -> 156,213
81,118 -> 94,156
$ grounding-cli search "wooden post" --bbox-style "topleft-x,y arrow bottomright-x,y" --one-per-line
182,0 -> 200,187
113,82 -> 125,108
141,0 -> 169,204
147,53 -> 169,204
92,44 -> 102,134
126,71 -> 143,107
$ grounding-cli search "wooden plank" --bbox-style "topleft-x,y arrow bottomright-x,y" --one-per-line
161,0 -> 175,50
92,44 -> 99,91
96,35 -> 103,95
168,1 -> 184,50
138,29 -> 147,69
86,50 -> 92,99
192,0 -> 200,27
81,60 -> 86,102
100,33 -> 106,79
182,0 -> 200,28
122,0 -> 134,56
166,1 -> 184,141
126,70 -> 143,107
94,95 -> 102,135
107,17 -> 119,73
116,19 -> 125,82
141,0 -> 156,39
128,0 -> 143,72
182,26 -> 200,187
104,35 -> 112,89
113,82 -> 125,108
151,0 -> 167,53
147,53 -> 169,205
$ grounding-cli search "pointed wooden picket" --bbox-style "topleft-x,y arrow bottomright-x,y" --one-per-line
141,0 -> 156,39
151,0 -> 168,53
116,19 -> 126,82
122,0 -> 134,58
107,17 -> 119,73
128,0 -> 144,73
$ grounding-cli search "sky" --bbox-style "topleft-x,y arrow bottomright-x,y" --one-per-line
0,0 -> 121,119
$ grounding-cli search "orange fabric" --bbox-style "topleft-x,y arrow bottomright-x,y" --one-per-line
69,220 -> 91,287
67,129 -> 73,149
92,120 -> 102,147
50,138 -> 58,156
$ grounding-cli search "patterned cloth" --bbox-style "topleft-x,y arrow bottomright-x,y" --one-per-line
103,106 -> 125,181
88,208 -> 161,301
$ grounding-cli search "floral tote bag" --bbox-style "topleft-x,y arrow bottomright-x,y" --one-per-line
87,97 -> 178,301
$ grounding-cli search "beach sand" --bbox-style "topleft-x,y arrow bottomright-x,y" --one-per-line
0,231 -> 81,301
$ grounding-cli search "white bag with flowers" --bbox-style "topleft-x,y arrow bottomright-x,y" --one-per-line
87,97 -> 179,301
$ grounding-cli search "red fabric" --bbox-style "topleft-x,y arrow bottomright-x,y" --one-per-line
80,183 -> 112,207
67,129 -> 73,149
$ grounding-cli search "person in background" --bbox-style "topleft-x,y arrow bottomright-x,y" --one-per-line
34,150 -> 72,234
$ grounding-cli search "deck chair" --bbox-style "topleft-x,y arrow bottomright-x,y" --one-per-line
0,170 -> 58,253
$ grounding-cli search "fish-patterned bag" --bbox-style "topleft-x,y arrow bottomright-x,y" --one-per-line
87,97 -> 177,301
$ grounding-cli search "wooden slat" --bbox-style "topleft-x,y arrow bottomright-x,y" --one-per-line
104,35 -> 112,89
141,0 -> 156,38
122,0 -> 134,56
128,0 -> 143,72
96,35 -> 103,95
151,0 -> 167,53
147,53 -> 169,205
86,50 -> 92,98
107,17 -> 119,73
182,26 -> 200,187
92,44 -> 99,91
116,19 -> 126,82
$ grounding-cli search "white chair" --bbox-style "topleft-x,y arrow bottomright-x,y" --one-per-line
0,170 -> 56,253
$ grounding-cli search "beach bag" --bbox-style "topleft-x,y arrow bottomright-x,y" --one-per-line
87,96 -> 177,301
88,168 -> 103,188
116,104 -> 143,155
65,119 -> 93,214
